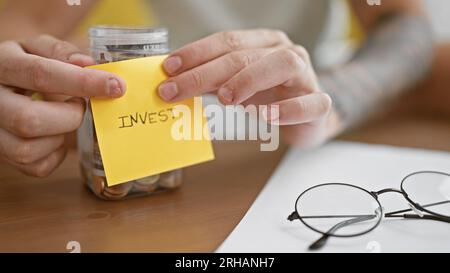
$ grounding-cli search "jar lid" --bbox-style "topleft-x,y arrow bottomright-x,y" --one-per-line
89,26 -> 169,47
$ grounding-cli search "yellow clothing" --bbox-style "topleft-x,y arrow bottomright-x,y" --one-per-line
73,0 -> 153,36
344,0 -> 365,45
0,0 -> 152,35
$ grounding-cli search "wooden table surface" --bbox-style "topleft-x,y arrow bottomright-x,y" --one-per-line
0,113 -> 449,252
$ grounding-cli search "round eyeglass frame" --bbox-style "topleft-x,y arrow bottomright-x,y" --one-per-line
400,171 -> 450,219
293,171 -> 450,238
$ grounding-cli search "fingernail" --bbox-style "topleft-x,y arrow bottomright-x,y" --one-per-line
159,82 -> 179,101
163,56 -> 182,74
263,106 -> 280,122
107,78 -> 124,97
218,87 -> 233,104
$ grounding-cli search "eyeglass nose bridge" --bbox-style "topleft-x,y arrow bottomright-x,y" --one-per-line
371,188 -> 405,196
371,188 -> 425,217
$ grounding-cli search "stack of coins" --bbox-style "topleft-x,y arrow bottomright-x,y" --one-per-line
133,175 -> 160,193
77,26 -> 183,201
102,183 -> 133,200
159,170 -> 183,189
91,175 -> 106,197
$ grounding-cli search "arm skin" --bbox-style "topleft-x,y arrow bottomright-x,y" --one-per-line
319,0 -> 434,129
0,0 -> 96,41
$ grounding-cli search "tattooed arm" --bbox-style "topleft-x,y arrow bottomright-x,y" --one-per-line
320,0 -> 434,129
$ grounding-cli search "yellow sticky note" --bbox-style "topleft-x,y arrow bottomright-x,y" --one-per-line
88,56 -> 214,186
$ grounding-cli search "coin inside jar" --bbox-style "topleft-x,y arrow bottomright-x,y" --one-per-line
133,175 -> 160,192
91,175 -> 106,196
78,26 -> 183,200
102,182 -> 133,200
158,170 -> 182,189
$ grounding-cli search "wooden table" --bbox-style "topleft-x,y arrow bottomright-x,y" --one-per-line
0,113 -> 449,252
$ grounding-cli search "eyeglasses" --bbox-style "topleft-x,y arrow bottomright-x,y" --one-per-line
287,171 -> 450,250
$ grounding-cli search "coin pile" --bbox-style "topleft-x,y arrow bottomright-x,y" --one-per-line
87,172 -> 183,200
77,26 -> 184,201
159,170 -> 183,189
133,175 -> 160,192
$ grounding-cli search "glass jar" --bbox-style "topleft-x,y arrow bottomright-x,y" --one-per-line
77,26 -> 183,200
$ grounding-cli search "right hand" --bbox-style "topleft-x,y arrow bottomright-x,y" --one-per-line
0,35 -> 126,177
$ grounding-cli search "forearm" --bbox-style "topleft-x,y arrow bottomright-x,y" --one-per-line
320,13 -> 434,130
0,0 -> 96,41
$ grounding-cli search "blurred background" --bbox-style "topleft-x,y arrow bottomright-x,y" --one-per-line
0,0 -> 448,130
63,0 -> 450,121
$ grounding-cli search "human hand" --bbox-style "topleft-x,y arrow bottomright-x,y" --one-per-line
158,29 -> 341,148
0,35 -> 126,177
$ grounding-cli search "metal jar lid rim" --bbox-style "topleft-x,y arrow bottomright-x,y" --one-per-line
90,26 -> 169,46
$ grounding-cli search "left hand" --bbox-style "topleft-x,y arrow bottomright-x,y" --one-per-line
158,29 -> 341,148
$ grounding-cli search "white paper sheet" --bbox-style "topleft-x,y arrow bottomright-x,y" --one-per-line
217,141 -> 450,253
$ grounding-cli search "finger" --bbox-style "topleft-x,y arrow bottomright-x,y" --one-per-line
277,45 -> 319,92
0,87 -> 86,138
217,49 -> 308,105
241,86 -> 311,107
163,29 -> 292,75
263,93 -> 332,126
21,35 -> 95,66
0,128 -> 64,164
5,144 -> 67,178
240,45 -> 316,106
158,49 -> 273,101
0,42 -> 126,98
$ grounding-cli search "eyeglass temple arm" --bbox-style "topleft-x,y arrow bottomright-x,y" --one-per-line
305,213 -> 450,251
385,200 -> 450,217
287,200 -> 450,251
288,211 -> 300,221
386,214 -> 450,223
308,214 -> 378,251
309,210 -> 450,251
